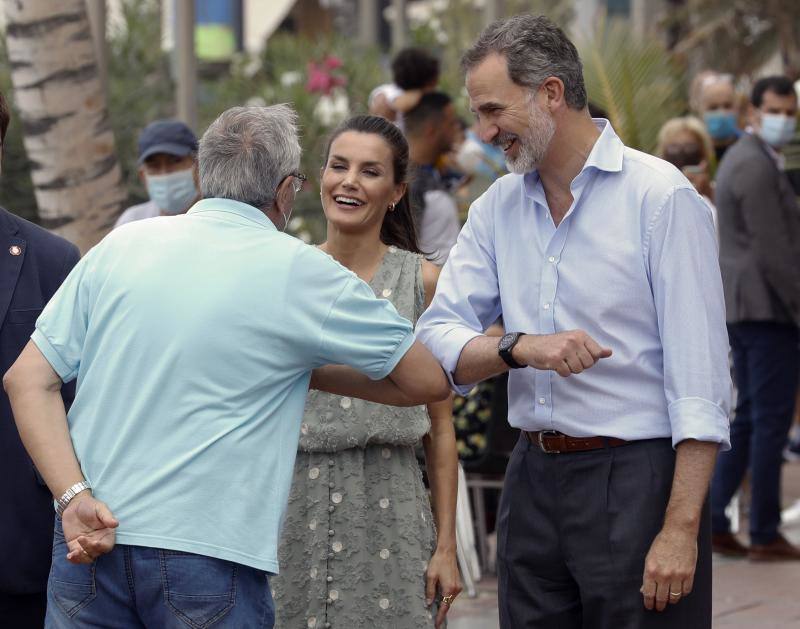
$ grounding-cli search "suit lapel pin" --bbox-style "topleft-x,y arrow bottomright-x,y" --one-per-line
9,245 -> 22,256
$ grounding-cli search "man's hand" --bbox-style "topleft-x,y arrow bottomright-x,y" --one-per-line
515,330 -> 612,377
61,492 -> 119,564
640,525 -> 698,612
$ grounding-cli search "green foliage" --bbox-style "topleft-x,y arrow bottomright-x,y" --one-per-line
0,35 -> 37,222
577,19 -> 687,153
106,0 -> 175,207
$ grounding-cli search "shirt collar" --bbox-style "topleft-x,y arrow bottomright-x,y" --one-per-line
187,198 -> 277,230
524,118 -> 624,200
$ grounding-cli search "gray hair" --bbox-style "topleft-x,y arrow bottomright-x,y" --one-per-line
462,15 -> 587,110
199,104 -> 301,210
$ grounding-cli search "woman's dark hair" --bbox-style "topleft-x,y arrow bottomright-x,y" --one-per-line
322,115 -> 422,254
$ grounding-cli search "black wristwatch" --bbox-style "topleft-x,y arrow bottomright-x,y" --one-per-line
498,332 -> 526,369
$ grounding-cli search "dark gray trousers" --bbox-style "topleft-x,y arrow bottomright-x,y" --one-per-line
497,436 -> 712,629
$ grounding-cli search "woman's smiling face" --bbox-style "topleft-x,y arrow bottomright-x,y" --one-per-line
321,131 -> 405,233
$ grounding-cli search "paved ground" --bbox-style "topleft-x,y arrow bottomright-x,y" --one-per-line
450,460 -> 800,628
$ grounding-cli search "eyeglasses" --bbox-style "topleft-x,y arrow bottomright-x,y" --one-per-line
290,172 -> 307,194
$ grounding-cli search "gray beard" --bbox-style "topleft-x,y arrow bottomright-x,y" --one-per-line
505,103 -> 556,174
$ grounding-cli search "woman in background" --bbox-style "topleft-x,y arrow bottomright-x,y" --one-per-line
274,115 -> 461,629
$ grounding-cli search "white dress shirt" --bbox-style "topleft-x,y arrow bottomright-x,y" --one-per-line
416,120 -> 732,448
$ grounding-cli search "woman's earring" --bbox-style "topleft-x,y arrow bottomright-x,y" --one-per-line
388,203 -> 396,212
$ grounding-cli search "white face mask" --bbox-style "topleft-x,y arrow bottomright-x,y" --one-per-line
758,113 -> 797,148
145,168 -> 198,215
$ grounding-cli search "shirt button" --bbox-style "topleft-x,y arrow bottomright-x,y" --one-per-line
548,256 -> 556,263
538,397 -> 546,405
543,303 -> 550,310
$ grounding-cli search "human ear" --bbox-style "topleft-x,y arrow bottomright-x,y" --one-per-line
541,77 -> 565,111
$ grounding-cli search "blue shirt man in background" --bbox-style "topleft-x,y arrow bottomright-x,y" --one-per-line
416,15 -> 731,629
4,104 -> 449,628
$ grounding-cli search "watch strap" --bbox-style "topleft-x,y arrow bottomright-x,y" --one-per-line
55,481 -> 92,517
499,332 -> 526,369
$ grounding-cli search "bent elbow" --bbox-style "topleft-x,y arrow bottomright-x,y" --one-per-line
2,366 -> 18,396
425,370 -> 451,403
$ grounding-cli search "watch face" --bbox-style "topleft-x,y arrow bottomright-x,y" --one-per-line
499,333 -> 517,352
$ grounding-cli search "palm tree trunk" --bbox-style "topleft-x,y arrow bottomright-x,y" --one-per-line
3,0 -> 126,253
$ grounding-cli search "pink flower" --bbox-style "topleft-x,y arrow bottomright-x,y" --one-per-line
324,55 -> 343,70
306,59 -> 348,95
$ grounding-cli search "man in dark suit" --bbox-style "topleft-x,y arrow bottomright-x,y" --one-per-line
711,75 -> 800,561
0,91 -> 80,626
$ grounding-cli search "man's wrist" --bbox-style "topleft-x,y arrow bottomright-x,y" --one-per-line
510,334 -> 533,367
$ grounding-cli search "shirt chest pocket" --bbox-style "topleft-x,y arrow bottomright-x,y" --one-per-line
5,307 -> 43,325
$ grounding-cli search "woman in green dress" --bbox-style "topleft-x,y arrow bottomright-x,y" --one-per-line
273,115 -> 462,628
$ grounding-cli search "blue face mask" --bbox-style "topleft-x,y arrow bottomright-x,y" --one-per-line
703,111 -> 738,141
758,113 -> 797,148
145,168 -> 198,215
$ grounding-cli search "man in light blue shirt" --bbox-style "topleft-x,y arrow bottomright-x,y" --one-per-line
4,104 -> 449,628
416,15 -> 731,628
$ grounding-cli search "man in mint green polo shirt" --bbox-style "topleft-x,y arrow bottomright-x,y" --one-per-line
4,104 -> 449,628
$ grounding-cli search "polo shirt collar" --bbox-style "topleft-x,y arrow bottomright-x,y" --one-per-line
524,118 -> 624,200
187,198 -> 277,231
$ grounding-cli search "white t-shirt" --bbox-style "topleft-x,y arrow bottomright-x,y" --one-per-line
114,200 -> 160,229
419,189 -> 461,265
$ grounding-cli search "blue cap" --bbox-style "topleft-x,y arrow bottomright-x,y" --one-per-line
137,120 -> 198,165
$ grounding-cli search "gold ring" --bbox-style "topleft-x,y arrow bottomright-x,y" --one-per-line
669,591 -> 681,598
441,594 -> 456,606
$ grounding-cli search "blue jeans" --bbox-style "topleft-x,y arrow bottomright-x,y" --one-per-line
45,518 -> 274,628
710,322 -> 800,544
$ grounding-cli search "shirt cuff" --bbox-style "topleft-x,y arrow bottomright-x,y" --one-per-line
31,328 -> 76,382
372,330 -> 416,381
668,397 -> 731,451
419,325 -> 484,396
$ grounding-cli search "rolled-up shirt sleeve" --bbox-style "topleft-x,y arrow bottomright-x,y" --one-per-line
646,185 -> 732,449
32,248 -> 97,383
317,275 -> 415,380
416,189 -> 502,395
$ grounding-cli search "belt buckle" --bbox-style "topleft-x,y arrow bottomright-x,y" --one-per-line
538,430 -> 562,453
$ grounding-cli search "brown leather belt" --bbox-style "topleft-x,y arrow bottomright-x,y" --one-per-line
523,430 -> 629,454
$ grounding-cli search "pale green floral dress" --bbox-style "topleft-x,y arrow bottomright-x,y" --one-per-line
273,247 -> 439,629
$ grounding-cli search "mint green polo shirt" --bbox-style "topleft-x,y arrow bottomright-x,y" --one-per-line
32,198 -> 415,573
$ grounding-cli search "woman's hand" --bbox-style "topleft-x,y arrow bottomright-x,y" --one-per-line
426,545 -> 463,628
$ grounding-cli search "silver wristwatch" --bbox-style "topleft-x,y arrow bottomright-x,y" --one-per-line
55,481 -> 92,517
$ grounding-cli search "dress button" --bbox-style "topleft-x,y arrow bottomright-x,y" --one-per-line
307,617 -> 317,628
328,459 -> 335,466
327,575 -> 333,583
379,598 -> 390,610
308,467 -> 320,480
339,397 -> 352,410
329,589 -> 339,601
538,397 -> 546,405
328,482 -> 335,489
382,288 -> 392,298
309,519 -> 317,531
332,541 -> 343,553
379,498 -> 390,509
328,505 -> 335,513
332,492 -> 342,504
328,529 -> 335,536
380,548 -> 390,559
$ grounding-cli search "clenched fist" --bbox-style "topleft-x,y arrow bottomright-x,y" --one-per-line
516,330 -> 612,377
